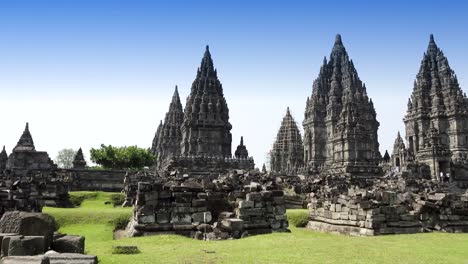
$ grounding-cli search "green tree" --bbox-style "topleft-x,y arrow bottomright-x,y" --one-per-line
89,144 -> 155,170
55,148 -> 77,169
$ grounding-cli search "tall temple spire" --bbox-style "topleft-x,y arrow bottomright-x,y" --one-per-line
271,107 -> 304,175
402,35 -> 467,179
14,122 -> 35,151
154,85 -> 184,168
199,45 -> 216,78
151,120 -> 163,155
0,146 -> 8,171
331,33 -> 347,56
180,46 -> 232,157
303,35 -> 381,175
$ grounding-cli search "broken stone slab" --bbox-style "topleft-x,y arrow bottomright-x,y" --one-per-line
52,235 -> 85,254
0,255 -> 50,264
46,253 -> 98,264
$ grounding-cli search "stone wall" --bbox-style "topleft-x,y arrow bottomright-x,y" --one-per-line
67,169 -> 126,192
125,170 -> 289,239
307,175 -> 468,235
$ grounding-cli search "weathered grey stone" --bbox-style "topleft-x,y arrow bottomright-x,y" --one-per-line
191,212 -> 212,223
0,255 -> 50,264
0,212 -> 56,248
52,235 -> 85,254
47,253 -> 97,264
4,235 -> 45,257
221,218 -> 244,231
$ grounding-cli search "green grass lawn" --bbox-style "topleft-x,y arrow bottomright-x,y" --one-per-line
44,192 -> 468,264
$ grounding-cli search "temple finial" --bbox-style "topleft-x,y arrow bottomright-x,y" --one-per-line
429,34 -> 435,44
286,107 -> 290,115
240,136 -> 244,146
335,34 -> 342,45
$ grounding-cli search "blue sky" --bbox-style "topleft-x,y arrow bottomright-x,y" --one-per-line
0,0 -> 467,166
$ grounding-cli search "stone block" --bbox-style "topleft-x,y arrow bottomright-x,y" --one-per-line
221,218 -> 244,231
156,212 -> 171,224
137,214 -> 155,224
271,190 -> 284,197
171,213 -> 191,224
111,246 -> 139,254
173,193 -> 192,203
158,190 -> 172,199
269,220 -> 281,229
274,205 -> 286,215
0,212 -> 56,249
273,196 -> 285,205
254,201 -> 264,208
191,199 -> 206,207
52,235 -> 85,254
5,235 -> 45,256
246,192 -> 261,202
0,255 -> 50,264
47,253 -> 98,264
238,201 -> 254,209
191,212 -> 212,223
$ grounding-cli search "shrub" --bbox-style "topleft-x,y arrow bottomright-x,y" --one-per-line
69,192 -> 98,207
109,213 -> 131,231
287,209 -> 309,228
110,193 -> 126,207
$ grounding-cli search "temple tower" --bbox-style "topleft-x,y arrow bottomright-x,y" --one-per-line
0,146 -> 8,171
151,121 -> 162,155
72,147 -> 87,169
6,123 -> 56,172
303,34 -> 381,175
271,107 -> 304,175
154,86 -> 184,166
404,35 -> 468,179
180,46 -> 232,157
234,136 -> 249,159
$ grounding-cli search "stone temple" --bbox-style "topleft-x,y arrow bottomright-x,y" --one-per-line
153,86 -> 184,170
180,46 -> 232,157
6,123 -> 56,174
393,35 -> 468,180
270,107 -> 304,175
152,46 -> 254,175
302,34 -> 381,176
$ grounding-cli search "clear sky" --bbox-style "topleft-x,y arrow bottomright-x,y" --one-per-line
0,0 -> 467,167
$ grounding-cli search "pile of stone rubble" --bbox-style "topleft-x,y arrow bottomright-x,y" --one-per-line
307,174 -> 468,235
125,169 -> 289,240
0,171 -> 71,216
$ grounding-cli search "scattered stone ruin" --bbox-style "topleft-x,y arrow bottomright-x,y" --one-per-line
0,171 -> 71,215
124,169 -> 289,240
307,174 -> 468,235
